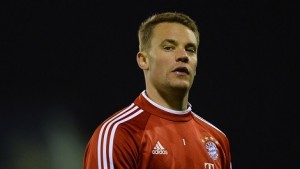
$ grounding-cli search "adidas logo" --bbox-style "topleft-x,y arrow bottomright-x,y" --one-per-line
152,141 -> 168,155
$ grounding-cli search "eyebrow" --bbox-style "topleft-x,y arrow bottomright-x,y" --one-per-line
162,39 -> 197,49
162,39 -> 177,45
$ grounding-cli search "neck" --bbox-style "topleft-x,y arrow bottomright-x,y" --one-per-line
145,87 -> 189,111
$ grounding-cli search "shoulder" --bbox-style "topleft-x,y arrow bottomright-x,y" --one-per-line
191,112 -> 228,138
87,103 -> 150,148
93,103 -> 150,138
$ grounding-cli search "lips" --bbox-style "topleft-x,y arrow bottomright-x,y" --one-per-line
173,67 -> 189,74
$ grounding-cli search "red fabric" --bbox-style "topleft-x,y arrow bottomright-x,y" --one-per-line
83,91 -> 232,169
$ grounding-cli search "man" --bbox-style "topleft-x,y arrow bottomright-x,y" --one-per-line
83,11 -> 232,169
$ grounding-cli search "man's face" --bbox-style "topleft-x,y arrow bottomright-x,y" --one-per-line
146,22 -> 198,93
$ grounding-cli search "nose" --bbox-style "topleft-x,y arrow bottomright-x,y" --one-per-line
175,50 -> 189,63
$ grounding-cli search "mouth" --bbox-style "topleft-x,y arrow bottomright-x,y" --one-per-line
172,67 -> 190,75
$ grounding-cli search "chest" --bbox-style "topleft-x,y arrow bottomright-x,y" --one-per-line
139,120 -> 223,169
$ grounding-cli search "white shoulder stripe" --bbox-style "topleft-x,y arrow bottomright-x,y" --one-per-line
192,112 -> 226,136
97,103 -> 143,169
108,109 -> 143,169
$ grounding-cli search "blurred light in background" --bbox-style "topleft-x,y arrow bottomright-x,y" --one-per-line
2,106 -> 86,169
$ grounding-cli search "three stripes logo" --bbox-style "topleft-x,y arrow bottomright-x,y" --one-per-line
152,141 -> 168,155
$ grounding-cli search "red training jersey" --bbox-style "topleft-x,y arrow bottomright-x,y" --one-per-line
84,90 -> 232,169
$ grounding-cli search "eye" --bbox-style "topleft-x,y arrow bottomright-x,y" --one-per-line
186,47 -> 196,53
163,45 -> 175,51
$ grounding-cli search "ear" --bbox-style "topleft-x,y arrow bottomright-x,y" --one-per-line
136,51 -> 149,70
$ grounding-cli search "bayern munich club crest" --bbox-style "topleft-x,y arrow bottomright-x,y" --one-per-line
202,136 -> 219,160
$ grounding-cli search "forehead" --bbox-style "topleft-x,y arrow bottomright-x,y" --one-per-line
152,22 -> 197,44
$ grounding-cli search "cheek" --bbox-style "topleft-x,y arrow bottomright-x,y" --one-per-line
191,59 -> 198,75
152,60 -> 166,74
193,62 -> 198,70
152,55 -> 171,70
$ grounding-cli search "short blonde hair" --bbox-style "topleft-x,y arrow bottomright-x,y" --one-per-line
138,12 -> 200,52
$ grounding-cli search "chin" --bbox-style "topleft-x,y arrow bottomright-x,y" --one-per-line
173,81 -> 191,88
171,84 -> 190,91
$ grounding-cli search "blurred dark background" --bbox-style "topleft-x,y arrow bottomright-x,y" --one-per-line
1,0 -> 299,169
